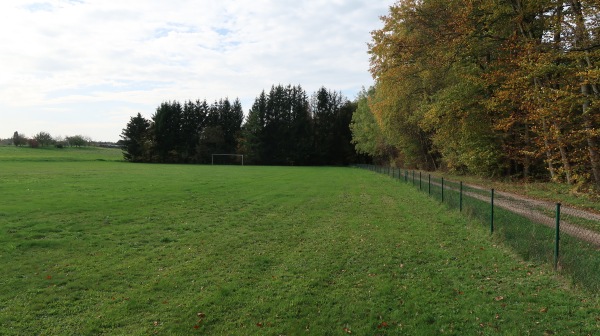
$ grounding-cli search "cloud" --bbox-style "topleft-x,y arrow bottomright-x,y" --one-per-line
0,0 -> 393,141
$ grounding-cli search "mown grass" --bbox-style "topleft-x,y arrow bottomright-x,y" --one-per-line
0,145 -> 123,162
0,148 -> 599,334
387,167 -> 600,292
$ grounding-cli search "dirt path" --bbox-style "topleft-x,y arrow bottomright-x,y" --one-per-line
363,166 -> 600,247
440,179 -> 600,247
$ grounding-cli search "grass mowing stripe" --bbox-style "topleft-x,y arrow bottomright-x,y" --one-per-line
0,158 -> 598,334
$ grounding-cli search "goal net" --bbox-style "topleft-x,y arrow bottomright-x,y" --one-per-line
211,154 -> 244,165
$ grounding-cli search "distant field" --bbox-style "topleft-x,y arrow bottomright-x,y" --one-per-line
0,145 -> 123,162
0,146 -> 598,334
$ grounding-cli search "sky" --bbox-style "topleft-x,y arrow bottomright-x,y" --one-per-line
0,0 -> 393,142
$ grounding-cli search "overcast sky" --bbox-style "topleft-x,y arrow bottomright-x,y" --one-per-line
0,0 -> 393,142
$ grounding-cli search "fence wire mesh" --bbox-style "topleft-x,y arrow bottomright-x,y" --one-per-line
356,164 -> 600,291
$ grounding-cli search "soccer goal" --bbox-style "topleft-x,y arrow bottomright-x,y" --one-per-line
211,154 -> 244,166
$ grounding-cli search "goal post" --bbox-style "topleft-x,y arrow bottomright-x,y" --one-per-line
211,154 -> 244,166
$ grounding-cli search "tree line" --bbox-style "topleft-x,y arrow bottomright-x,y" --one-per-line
9,131 -> 91,148
352,0 -> 600,190
120,85 -> 359,165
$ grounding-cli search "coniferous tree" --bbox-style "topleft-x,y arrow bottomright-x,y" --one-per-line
120,113 -> 150,162
152,101 -> 183,163
242,91 -> 268,164
288,85 -> 312,165
335,100 -> 359,165
122,86 -> 358,167
311,87 -> 347,165
263,85 -> 289,165
181,100 -> 208,163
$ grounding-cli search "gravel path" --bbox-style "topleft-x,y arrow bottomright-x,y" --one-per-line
364,166 -> 600,247
461,183 -> 600,247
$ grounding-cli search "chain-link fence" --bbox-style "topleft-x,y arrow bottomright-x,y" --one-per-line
356,164 -> 600,291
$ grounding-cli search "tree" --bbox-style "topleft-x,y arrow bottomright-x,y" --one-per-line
365,0 -> 600,190
12,131 -> 25,146
181,100 -> 209,163
311,87 -> 356,165
66,135 -> 89,147
152,101 -> 183,163
288,85 -> 313,165
197,125 -> 225,159
242,85 -> 313,165
350,87 -> 395,164
335,100 -> 360,165
194,98 -> 244,163
120,113 -> 151,162
34,132 -> 54,147
241,91 -> 268,164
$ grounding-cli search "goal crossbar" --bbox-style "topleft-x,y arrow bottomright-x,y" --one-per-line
211,154 -> 244,166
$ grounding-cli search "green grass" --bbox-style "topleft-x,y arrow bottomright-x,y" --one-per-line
0,145 -> 123,162
389,167 -> 600,292
1,148 -> 599,334
440,171 -> 600,214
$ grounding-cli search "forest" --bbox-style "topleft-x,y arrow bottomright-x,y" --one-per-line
352,0 -> 600,191
120,85 -> 358,166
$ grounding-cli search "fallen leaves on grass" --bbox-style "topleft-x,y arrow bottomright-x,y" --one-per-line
193,312 -> 206,329
377,321 -> 389,329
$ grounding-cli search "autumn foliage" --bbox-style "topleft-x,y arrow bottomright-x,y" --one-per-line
359,0 -> 600,191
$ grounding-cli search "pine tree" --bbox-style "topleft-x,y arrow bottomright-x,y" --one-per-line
152,101 -> 183,163
120,113 -> 151,162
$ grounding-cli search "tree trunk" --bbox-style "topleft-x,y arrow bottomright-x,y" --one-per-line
553,121 -> 573,184
542,119 -> 556,180
523,124 -> 531,179
584,115 -> 600,190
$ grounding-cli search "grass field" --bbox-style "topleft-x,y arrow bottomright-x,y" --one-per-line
0,146 -> 599,335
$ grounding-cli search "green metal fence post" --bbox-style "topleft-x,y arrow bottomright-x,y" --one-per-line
441,177 -> 444,203
419,171 -> 422,191
459,181 -> 463,212
554,203 -> 561,270
428,174 -> 431,195
490,189 -> 495,234
412,170 -> 415,186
